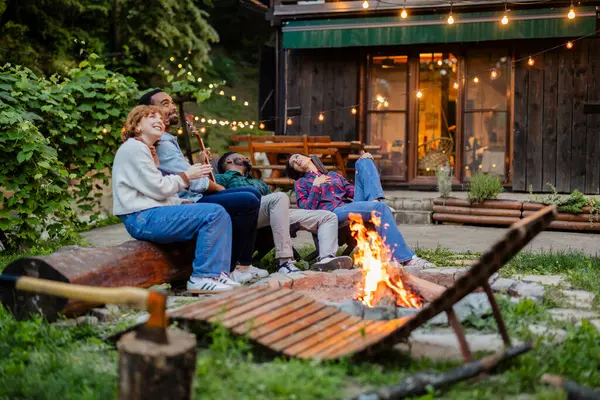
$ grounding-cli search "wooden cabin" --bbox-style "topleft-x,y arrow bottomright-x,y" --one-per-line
254,0 -> 600,194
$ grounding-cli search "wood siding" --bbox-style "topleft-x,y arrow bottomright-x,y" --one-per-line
513,38 -> 600,194
285,49 -> 359,141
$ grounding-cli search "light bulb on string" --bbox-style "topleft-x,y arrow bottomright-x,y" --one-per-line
447,3 -> 455,25
351,107 -> 357,115
528,57 -> 535,66
201,118 -> 205,123
244,101 -> 249,106
416,90 -> 423,99
453,82 -> 459,89
286,118 -> 293,126
473,77 -> 479,83
219,90 -> 224,95
177,64 -> 182,69
169,57 -> 175,62
490,69 -> 498,79
383,101 -> 389,108
566,41 -> 574,49
194,116 -> 199,121
197,78 -> 202,82
401,9 -> 408,18
102,128 -> 108,134
232,126 -> 237,131
209,84 -> 213,89
259,123 -> 266,130
318,113 -> 325,122
231,96 -> 236,101
177,128 -> 183,135
568,3 -> 575,19
200,127 -> 206,133
501,2 -> 509,25
362,0 -> 369,9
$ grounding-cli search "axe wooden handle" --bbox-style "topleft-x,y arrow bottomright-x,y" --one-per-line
4,275 -> 150,310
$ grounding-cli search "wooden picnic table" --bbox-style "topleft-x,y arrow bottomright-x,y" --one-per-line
229,135 -> 381,186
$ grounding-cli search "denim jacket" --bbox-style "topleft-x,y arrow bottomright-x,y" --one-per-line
156,132 -> 209,201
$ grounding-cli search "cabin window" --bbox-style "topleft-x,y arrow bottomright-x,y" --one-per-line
367,55 -> 408,179
463,50 -> 510,181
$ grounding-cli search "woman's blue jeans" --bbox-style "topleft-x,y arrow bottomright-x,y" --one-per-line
333,158 -> 414,263
120,203 -> 232,278
197,186 -> 260,270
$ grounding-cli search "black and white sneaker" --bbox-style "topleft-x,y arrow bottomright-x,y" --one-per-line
217,272 -> 241,286
278,260 -> 301,274
186,276 -> 234,294
312,255 -> 354,271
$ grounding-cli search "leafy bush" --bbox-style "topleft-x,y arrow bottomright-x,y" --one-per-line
0,67 -> 79,247
436,163 -> 453,199
467,173 -> 504,203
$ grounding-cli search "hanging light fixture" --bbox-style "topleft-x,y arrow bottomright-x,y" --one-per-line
566,41 -> 574,49
453,82 -> 459,89
287,118 -> 293,126
447,2 -> 455,25
473,77 -> 479,83
362,0 -> 369,9
501,2 -> 509,25
416,90 -> 423,99
490,69 -> 498,79
259,122 -> 265,129
318,113 -> 325,122
351,107 -> 357,115
528,57 -> 535,66
568,2 -> 575,19
400,0 -> 408,18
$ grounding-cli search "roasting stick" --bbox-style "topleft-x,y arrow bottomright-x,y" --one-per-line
186,119 -> 215,181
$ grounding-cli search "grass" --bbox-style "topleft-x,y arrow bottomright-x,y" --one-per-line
2,244 -> 600,399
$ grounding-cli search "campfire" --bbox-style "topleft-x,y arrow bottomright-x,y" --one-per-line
349,212 -> 423,309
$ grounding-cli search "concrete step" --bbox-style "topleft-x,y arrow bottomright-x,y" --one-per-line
393,210 -> 432,224
385,197 -> 433,211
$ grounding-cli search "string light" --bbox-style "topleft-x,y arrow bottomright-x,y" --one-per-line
501,2 -> 509,25
416,90 -> 423,99
568,2 -> 575,19
177,64 -> 182,69
490,69 -> 498,79
528,57 -> 535,66
453,82 -> 459,89
447,3 -> 455,25
400,1 -> 407,19
200,127 -> 206,133
318,113 -> 325,121
473,77 -> 479,83
169,57 -> 175,62
194,116 -> 199,121
209,84 -> 214,88
201,118 -> 205,123
231,96 -> 236,101
566,41 -> 574,49
362,0 -> 369,9
259,123 -> 266,129
102,128 -> 108,134
232,126 -> 238,131
244,101 -> 249,106
351,107 -> 357,115
286,118 -> 293,126
219,90 -> 224,95
177,128 -> 183,135
383,101 -> 389,107
197,78 -> 202,82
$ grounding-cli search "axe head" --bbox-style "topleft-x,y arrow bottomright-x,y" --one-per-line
135,291 -> 169,345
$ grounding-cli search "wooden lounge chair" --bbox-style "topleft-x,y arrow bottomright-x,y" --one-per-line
167,205 -> 557,361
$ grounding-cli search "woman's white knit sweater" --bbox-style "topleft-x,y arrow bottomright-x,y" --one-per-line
112,139 -> 187,216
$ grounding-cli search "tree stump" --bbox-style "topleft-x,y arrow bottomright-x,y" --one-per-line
117,327 -> 197,400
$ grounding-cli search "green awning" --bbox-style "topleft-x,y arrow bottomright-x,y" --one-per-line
282,7 -> 597,49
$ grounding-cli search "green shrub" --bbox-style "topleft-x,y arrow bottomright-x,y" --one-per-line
467,173 -> 504,203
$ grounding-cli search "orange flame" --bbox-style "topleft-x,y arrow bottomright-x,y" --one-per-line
349,212 -> 423,309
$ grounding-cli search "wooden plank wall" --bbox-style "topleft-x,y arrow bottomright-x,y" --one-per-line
513,38 -> 600,195
285,49 -> 359,141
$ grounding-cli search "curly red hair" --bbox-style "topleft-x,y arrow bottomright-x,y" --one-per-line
121,105 -> 164,142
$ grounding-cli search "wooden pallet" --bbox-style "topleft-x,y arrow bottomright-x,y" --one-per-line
169,205 -> 558,361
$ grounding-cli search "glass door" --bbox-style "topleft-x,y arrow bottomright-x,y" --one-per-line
416,53 -> 458,177
367,55 -> 408,180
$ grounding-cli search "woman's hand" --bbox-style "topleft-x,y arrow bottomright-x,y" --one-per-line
185,164 -> 213,180
312,174 -> 331,187
359,151 -> 373,160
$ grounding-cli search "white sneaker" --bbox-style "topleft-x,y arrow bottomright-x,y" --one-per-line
229,269 -> 252,284
312,255 -> 354,271
187,276 -> 234,294
217,272 -> 241,286
247,265 -> 269,279
278,260 -> 301,274
403,256 -> 437,270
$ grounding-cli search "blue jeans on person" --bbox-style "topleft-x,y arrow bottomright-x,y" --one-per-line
120,203 -> 232,278
333,158 -> 414,263
197,186 -> 260,270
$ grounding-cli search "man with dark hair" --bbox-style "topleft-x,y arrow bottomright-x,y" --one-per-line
216,152 -> 353,272
138,89 -> 264,283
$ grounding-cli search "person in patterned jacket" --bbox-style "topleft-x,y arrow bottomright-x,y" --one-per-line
286,152 -> 436,269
